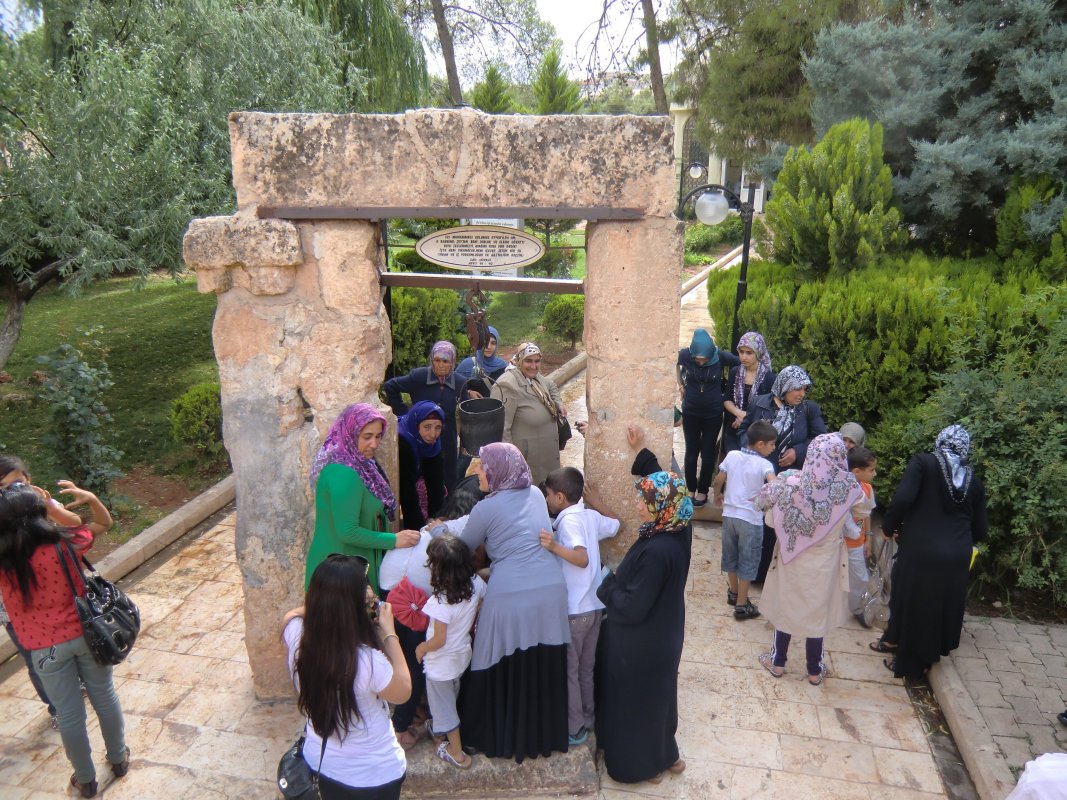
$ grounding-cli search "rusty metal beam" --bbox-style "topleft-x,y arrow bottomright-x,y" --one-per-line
379,272 -> 583,294
258,206 -> 642,221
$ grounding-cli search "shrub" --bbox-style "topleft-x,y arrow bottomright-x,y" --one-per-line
542,295 -> 585,349
708,253 -> 1051,443
871,290 -> 1067,606
170,382 -> 225,460
996,177 -> 1067,284
765,118 -> 906,277
35,333 -> 123,499
389,287 -> 465,375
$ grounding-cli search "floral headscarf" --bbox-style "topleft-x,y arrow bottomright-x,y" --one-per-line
397,400 -> 444,472
430,341 -> 457,372
635,471 -> 694,539
309,404 -> 397,520
732,331 -> 773,407
756,433 -> 863,563
934,424 -> 973,503
478,442 -> 532,492
769,365 -> 812,443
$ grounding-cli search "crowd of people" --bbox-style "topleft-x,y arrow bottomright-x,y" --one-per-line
0,327 -> 1001,796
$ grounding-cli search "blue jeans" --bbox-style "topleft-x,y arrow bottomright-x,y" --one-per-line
31,635 -> 127,784
5,621 -> 54,714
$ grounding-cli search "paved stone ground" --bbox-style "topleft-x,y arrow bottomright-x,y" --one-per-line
948,618 -> 1067,776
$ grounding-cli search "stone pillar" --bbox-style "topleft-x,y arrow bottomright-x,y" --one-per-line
583,218 -> 683,566
183,214 -> 392,698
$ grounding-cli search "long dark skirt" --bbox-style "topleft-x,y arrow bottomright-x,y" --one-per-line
459,643 -> 569,763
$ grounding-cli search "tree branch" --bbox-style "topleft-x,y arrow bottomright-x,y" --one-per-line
0,104 -> 55,158
18,259 -> 66,302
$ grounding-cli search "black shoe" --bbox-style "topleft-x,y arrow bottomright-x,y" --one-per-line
726,589 -> 738,607
693,494 -> 708,508
70,775 -> 98,798
1058,709 -> 1067,726
111,746 -> 131,778
734,601 -> 761,620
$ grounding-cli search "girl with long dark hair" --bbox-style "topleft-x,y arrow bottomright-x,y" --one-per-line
0,482 -> 127,798
282,554 -> 412,799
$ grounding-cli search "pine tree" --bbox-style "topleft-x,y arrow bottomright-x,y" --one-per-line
470,63 -> 515,113
532,45 -> 581,115
806,0 -> 1067,252
765,118 -> 906,276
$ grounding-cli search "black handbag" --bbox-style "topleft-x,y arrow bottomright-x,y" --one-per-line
278,732 -> 327,799
557,416 -> 572,449
55,542 -> 141,666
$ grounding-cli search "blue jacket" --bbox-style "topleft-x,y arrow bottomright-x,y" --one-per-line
738,394 -> 827,472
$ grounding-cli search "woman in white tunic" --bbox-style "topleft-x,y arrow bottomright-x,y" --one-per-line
755,433 -> 870,684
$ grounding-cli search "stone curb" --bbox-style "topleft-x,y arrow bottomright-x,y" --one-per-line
928,657 -> 1016,800
680,245 -> 744,295
0,474 -> 236,663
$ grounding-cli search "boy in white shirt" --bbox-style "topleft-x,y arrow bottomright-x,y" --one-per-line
539,467 -> 620,746
712,420 -> 777,620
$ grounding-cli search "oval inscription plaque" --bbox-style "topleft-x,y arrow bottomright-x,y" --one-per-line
415,226 -> 546,271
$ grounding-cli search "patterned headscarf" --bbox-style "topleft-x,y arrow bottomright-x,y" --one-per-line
397,401 -> 444,472
769,365 -> 812,443
430,341 -> 457,372
478,442 -> 532,492
732,331 -> 773,407
934,424 -> 973,503
510,342 -> 541,366
756,433 -> 863,563
309,404 -> 397,520
635,471 -> 694,539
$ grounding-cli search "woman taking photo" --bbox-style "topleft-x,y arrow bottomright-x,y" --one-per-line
739,365 -> 828,582
283,554 -> 412,799
596,425 -> 692,785
677,329 -> 739,507
491,342 -> 566,487
384,341 -> 461,491
456,325 -> 508,400
876,425 -> 987,679
722,331 -> 775,455
306,404 -> 419,593
396,401 -> 445,531
0,482 -> 128,798
457,442 -> 570,762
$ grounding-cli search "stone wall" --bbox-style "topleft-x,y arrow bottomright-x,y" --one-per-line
183,108 -> 680,698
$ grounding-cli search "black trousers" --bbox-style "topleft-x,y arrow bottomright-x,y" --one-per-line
681,413 -> 722,495
318,772 -> 405,800
389,621 -> 426,732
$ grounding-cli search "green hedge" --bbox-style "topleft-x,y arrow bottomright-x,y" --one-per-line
708,254 -> 1053,493
708,254 -> 1067,604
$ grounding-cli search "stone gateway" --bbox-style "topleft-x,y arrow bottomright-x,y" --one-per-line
183,108 -> 682,699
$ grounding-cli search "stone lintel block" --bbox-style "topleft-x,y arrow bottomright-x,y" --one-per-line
183,215 -> 303,295
195,267 -> 232,295
228,109 -> 677,217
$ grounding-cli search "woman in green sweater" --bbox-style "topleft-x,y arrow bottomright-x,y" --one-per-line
306,404 -> 420,592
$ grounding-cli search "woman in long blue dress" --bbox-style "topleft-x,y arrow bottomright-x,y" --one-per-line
456,442 -> 569,762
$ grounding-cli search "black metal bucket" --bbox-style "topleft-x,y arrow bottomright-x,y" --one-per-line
458,397 -> 505,455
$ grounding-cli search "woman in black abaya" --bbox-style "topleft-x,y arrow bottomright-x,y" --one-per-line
877,424 -> 987,679
596,426 -> 692,785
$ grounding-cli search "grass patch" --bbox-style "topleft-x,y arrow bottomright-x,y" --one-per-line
556,230 -> 586,278
0,273 -> 220,497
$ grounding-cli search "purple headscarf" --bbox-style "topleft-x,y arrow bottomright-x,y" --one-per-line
430,341 -> 457,373
733,331 -> 773,407
397,400 -> 444,472
309,404 -> 397,519
478,442 -> 532,492
755,433 -> 863,564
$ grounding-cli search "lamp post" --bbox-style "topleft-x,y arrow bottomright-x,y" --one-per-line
675,167 -> 756,352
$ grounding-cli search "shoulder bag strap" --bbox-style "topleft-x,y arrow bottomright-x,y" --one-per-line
54,541 -> 84,601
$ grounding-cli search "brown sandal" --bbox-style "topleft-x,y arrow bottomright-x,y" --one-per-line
869,639 -> 897,653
